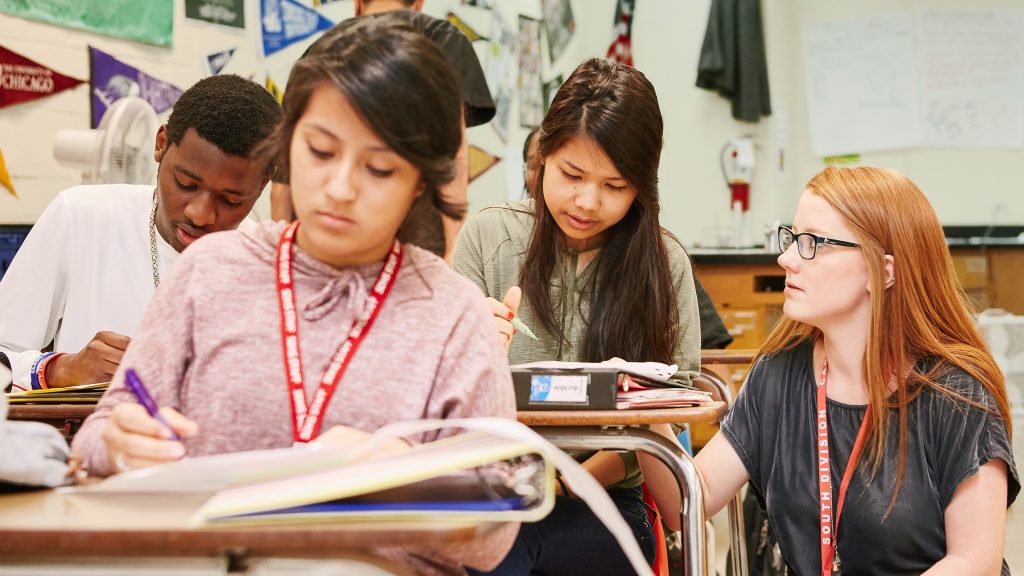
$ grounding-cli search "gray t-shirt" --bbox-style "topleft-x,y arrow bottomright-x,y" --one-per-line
722,339 -> 1020,575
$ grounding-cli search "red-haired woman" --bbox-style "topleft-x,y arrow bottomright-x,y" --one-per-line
696,165 -> 1019,575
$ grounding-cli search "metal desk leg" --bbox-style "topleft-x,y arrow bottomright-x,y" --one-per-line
533,426 -> 708,576
728,492 -> 747,576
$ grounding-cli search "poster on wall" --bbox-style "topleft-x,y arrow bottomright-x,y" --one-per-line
486,9 -> 515,142
542,75 -> 563,113
0,45 -> 84,109
89,46 -> 182,129
261,0 -> 334,57
0,0 -> 172,47
205,48 -> 236,76
186,0 -> 245,29
517,16 -> 543,129
541,0 -> 575,65
916,10 -> 1024,149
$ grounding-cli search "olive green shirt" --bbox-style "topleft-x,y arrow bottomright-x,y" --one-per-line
452,200 -> 702,488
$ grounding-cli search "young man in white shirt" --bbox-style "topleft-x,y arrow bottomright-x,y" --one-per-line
0,74 -> 282,391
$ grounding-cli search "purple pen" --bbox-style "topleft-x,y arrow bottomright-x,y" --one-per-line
124,368 -> 181,442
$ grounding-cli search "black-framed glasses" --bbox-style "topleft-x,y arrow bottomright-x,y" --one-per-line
778,225 -> 860,260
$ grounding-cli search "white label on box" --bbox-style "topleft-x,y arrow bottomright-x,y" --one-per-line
529,374 -> 589,404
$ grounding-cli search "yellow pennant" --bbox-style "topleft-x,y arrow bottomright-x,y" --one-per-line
447,12 -> 486,42
468,145 -> 500,183
0,146 -> 16,198
265,75 -> 284,104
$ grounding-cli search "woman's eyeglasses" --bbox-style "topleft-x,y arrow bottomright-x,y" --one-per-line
778,225 -> 860,260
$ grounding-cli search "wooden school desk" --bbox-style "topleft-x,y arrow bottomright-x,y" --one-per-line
6,403 -> 94,441
517,402 -> 738,576
700,348 -> 758,367
0,488 -> 502,575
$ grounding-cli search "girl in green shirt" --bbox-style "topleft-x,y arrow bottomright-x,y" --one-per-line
454,57 -> 701,575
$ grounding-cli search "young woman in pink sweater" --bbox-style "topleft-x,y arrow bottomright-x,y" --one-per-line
71,19 -> 517,574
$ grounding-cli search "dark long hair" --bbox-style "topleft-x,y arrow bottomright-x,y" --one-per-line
520,58 -> 678,364
268,17 -> 464,223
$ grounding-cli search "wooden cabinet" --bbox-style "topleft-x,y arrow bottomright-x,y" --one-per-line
692,256 -> 784,390
950,247 -> 1024,314
693,260 -> 785,350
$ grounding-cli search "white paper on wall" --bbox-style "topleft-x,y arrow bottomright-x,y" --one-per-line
803,9 -> 1024,156
917,10 -> 1024,149
803,12 -> 920,157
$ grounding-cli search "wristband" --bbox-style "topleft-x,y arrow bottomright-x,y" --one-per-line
30,352 -> 56,390
32,352 -> 65,390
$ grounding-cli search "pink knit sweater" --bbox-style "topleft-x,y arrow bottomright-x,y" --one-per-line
71,221 -> 518,573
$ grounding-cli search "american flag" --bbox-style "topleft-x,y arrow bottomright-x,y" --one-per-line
606,0 -> 636,66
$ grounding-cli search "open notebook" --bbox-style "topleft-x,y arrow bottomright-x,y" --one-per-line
71,429 -> 554,527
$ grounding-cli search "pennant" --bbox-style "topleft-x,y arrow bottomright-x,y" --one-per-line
0,45 -> 84,109
447,12 -> 487,42
468,145 -> 500,183
206,47 -> 236,76
606,0 -> 635,66
261,0 -> 334,57
0,145 -> 15,197
89,46 -> 183,129
265,74 -> 283,105
186,0 -> 245,29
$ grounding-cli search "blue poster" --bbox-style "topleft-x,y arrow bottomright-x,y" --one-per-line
89,46 -> 183,128
261,0 -> 333,57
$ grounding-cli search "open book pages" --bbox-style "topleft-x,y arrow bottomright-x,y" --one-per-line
510,361 -> 678,382
64,418 -> 656,576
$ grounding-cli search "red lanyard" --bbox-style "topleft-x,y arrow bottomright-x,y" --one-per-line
816,358 -> 871,576
275,221 -> 403,443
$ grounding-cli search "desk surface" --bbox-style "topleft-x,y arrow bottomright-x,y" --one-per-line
0,489 -> 491,559
517,401 -> 726,426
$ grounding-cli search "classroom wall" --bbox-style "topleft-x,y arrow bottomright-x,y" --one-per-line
0,0 -> 796,249
1,1 -> 1019,245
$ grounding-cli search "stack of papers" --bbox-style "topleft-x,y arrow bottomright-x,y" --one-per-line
616,384 -> 713,410
6,382 -> 108,404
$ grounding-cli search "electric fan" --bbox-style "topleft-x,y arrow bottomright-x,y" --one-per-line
52,96 -> 159,184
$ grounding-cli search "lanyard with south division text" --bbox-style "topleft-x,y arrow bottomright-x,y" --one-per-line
276,221 -> 403,443
816,358 -> 872,576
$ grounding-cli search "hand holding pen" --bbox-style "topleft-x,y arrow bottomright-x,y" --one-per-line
103,368 -> 197,474
124,368 -> 180,441
486,286 -> 538,354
